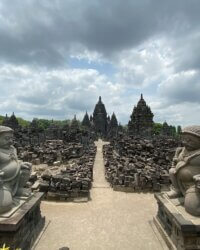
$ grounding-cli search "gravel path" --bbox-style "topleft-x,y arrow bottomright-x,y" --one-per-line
34,140 -> 167,250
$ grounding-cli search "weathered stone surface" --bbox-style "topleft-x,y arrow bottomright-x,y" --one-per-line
154,193 -> 200,250
0,192 -> 44,250
167,125 -> 200,216
128,94 -> 154,137
29,145 -> 97,201
0,126 -> 32,214
103,136 -> 181,192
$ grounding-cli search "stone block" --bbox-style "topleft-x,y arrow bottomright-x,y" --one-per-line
154,193 -> 200,250
0,192 -> 44,250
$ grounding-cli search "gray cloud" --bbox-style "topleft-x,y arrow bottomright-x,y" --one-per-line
0,0 -> 200,68
0,1 -> 200,126
159,71 -> 200,105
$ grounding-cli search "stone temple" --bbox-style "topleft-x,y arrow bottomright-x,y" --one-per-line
82,96 -> 118,138
128,94 -> 154,136
2,112 -> 19,130
92,96 -> 108,136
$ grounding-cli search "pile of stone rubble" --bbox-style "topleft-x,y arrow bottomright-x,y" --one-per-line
18,140 -> 85,165
103,136 -> 181,192
26,142 -> 96,201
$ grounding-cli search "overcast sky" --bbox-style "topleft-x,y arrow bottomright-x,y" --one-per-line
0,0 -> 200,126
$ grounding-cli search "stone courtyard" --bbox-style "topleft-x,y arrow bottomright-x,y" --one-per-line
34,140 -> 168,250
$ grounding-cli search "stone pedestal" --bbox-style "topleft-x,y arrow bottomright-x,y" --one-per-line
0,192 -> 45,250
154,193 -> 200,250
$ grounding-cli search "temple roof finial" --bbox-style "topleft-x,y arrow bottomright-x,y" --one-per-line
141,93 -> 143,99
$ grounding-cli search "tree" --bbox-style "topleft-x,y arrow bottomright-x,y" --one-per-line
177,125 -> 182,135
152,123 -> 163,135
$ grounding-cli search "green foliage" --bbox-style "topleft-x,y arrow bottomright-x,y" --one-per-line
32,118 -> 72,130
177,125 -> 182,135
170,125 -> 177,137
17,117 -> 30,127
152,122 -> 163,135
35,119 -> 50,129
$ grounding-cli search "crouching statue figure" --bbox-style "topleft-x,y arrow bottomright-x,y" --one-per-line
0,126 -> 32,214
167,125 -> 200,216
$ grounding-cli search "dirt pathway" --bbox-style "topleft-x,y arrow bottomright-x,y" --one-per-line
34,140 -> 167,250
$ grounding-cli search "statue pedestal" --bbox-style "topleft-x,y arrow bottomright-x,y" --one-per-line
0,192 -> 45,250
154,193 -> 200,250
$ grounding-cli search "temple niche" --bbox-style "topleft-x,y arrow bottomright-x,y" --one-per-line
128,94 -> 154,137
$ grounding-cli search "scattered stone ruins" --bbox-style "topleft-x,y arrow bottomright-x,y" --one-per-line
0,95 -> 182,198
2,95 -> 199,250
31,143 -> 96,201
103,136 -> 181,192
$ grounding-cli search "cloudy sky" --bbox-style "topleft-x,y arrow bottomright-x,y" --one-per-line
0,0 -> 200,126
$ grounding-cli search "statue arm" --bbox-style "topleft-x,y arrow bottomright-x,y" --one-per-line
11,146 -> 32,170
171,147 -> 183,168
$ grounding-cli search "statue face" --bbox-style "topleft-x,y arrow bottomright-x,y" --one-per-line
182,134 -> 200,151
0,132 -> 14,149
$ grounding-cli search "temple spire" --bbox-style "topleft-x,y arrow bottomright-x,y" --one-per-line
128,94 -> 153,136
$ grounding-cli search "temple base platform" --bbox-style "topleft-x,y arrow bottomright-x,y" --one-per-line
154,193 -> 200,250
0,192 -> 45,250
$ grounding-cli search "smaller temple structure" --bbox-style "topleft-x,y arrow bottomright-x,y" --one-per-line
2,113 -> 19,130
128,94 -> 154,136
162,121 -> 171,136
81,112 -> 91,129
107,112 -> 118,138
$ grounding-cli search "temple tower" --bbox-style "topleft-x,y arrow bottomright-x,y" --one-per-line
82,112 -> 91,129
92,96 -> 108,136
108,112 -> 118,138
128,94 -> 154,136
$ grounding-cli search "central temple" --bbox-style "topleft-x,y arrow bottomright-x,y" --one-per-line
92,96 -> 108,136
81,96 -> 118,138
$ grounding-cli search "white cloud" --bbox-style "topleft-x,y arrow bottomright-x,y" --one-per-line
0,1 -> 200,127
115,38 -> 173,88
0,64 -> 125,121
